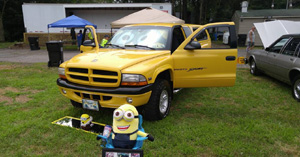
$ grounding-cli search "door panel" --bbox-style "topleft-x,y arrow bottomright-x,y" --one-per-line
265,37 -> 290,76
255,50 -> 269,71
172,22 -> 237,88
275,38 -> 300,81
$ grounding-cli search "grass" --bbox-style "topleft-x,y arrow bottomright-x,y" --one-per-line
0,42 -> 16,49
238,46 -> 264,50
0,62 -> 299,156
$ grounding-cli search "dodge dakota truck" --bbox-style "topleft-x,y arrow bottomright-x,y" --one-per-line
57,22 -> 238,121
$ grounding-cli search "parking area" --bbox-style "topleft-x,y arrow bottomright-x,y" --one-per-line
0,48 -> 79,63
0,48 -> 249,68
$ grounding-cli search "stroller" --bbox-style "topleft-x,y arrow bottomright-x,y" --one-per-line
97,115 -> 149,150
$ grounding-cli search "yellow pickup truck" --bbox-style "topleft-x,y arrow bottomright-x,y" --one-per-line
57,22 -> 238,121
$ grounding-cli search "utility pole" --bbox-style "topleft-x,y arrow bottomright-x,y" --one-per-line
286,0 -> 292,9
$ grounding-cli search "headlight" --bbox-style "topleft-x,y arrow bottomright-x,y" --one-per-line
58,67 -> 66,79
121,74 -> 147,86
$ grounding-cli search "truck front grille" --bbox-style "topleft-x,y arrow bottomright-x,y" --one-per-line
66,67 -> 120,87
70,75 -> 89,81
75,92 -> 112,101
69,68 -> 88,73
93,70 -> 118,76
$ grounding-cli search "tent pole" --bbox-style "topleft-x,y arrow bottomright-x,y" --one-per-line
111,27 -> 112,37
63,28 -> 64,41
48,28 -> 49,41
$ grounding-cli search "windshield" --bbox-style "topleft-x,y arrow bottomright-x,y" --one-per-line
107,26 -> 170,50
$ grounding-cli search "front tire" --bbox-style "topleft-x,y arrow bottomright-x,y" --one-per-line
292,75 -> 300,102
142,79 -> 171,121
250,59 -> 260,76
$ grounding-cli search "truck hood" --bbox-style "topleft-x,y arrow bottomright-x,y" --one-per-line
65,49 -> 170,70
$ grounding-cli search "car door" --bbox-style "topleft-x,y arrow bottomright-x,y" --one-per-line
265,37 -> 290,77
80,25 -> 99,52
274,38 -> 300,82
172,22 -> 237,88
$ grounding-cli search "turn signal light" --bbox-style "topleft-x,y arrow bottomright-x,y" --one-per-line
121,81 -> 148,86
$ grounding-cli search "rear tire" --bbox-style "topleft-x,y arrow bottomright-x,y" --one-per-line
250,59 -> 260,76
70,100 -> 82,108
292,75 -> 300,102
142,79 -> 171,121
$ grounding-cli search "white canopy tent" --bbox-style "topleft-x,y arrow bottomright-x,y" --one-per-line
111,8 -> 184,28
254,20 -> 300,48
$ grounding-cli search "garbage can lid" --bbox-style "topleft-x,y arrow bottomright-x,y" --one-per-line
46,41 -> 63,44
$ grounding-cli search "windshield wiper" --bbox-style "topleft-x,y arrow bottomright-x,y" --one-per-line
106,44 -> 125,49
125,44 -> 156,50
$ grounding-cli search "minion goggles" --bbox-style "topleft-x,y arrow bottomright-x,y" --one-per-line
80,114 -> 92,125
113,109 -> 138,122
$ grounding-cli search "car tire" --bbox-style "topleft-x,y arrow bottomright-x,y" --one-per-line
142,79 -> 171,121
292,75 -> 300,102
250,59 -> 260,76
70,100 -> 82,108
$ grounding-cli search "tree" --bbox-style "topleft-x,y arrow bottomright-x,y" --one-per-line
0,0 -> 8,42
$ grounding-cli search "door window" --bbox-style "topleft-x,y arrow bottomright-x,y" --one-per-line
282,38 -> 300,56
195,26 -> 231,48
195,31 -> 207,41
82,27 -> 96,46
171,27 -> 185,52
269,38 -> 289,53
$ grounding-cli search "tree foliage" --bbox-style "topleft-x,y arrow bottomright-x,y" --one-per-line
1,0 -> 299,41
0,0 -> 8,42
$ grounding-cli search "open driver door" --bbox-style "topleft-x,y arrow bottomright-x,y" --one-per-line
172,22 -> 238,88
80,25 -> 99,53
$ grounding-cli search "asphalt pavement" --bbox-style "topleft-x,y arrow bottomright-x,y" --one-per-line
0,48 -> 249,68
0,48 -> 79,63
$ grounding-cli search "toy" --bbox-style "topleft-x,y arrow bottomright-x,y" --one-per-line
52,116 -> 106,135
80,114 -> 94,130
97,104 -> 154,149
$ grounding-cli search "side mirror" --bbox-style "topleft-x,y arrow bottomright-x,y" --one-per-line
184,41 -> 201,50
265,47 -> 270,51
83,40 -> 96,47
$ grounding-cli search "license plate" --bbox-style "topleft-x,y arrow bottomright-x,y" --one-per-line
82,99 -> 99,111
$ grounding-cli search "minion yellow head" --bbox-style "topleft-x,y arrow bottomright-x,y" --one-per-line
80,114 -> 93,127
113,104 -> 139,134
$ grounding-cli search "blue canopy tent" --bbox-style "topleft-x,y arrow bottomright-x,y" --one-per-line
48,15 -> 97,29
47,15 -> 97,40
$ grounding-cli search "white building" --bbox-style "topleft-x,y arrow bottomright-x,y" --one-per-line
22,3 -> 172,33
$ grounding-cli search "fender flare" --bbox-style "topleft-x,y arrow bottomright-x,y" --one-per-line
151,64 -> 173,83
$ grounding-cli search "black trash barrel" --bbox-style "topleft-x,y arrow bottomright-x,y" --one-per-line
28,37 -> 40,50
238,34 -> 247,47
46,41 -> 64,67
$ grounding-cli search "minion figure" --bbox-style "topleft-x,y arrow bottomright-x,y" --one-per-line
112,104 -> 154,149
80,114 -> 94,131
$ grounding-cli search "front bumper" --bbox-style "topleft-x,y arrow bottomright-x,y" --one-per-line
57,79 -> 153,108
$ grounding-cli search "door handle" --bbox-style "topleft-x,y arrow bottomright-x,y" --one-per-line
226,56 -> 236,61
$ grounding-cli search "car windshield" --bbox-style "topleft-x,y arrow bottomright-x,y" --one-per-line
107,26 -> 170,50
